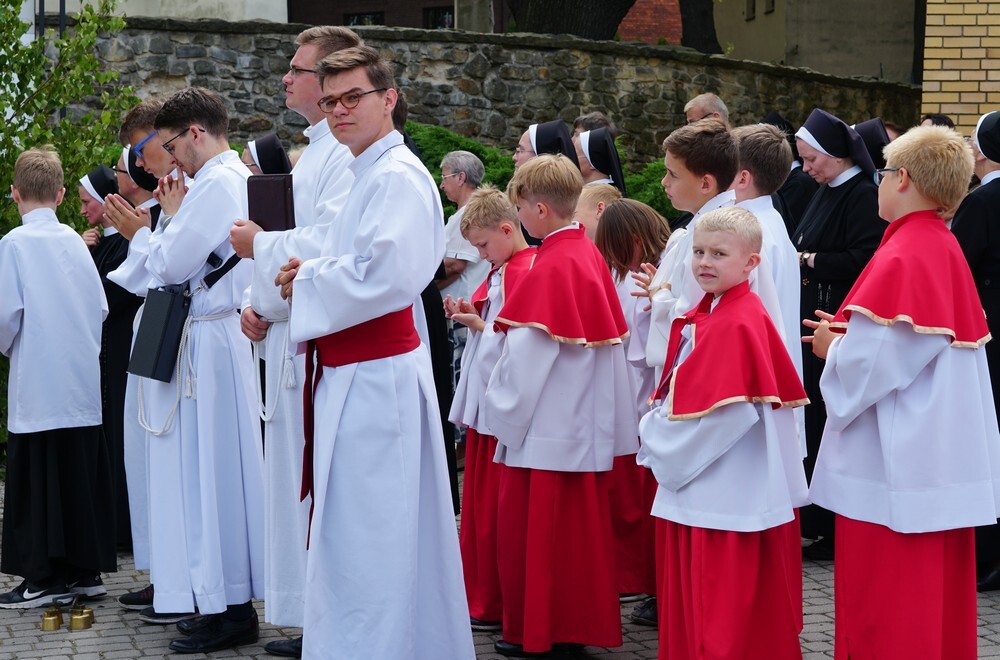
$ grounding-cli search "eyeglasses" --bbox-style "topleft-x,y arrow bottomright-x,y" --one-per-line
287,65 -> 317,78
688,112 -> 716,124
514,146 -> 535,155
162,126 -> 206,155
316,88 -> 388,114
133,131 -> 157,159
113,167 -> 128,175
874,167 -> 917,185
441,172 -> 462,179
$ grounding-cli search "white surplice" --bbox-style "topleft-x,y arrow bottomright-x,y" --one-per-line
0,208 -> 108,433
287,131 -> 474,660
137,151 -> 265,615
246,119 -> 354,627
637,305 -> 808,532
809,315 -> 1000,533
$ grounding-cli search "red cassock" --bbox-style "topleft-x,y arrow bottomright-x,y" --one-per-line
827,211 -> 988,660
651,282 -> 808,660
608,453 -> 658,596
493,226 -> 629,652
460,249 -> 535,623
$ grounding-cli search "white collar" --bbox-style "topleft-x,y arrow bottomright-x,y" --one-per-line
790,160 -> 802,171
586,177 -> 615,186
21,207 -> 59,225
103,226 -> 119,237
981,170 -> 1000,187
543,221 -> 580,240
830,165 -> 862,188
692,189 -> 736,221
303,118 -> 332,144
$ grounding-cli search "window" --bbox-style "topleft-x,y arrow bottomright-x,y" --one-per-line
745,0 -> 755,20
764,0 -> 775,14
424,6 -> 454,29
344,12 -> 384,26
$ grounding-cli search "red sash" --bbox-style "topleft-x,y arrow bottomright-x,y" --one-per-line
301,306 -> 419,546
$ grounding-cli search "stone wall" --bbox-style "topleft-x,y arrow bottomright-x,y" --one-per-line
93,17 -> 921,165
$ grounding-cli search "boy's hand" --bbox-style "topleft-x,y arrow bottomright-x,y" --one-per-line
445,296 -> 485,332
155,174 -> 188,216
104,193 -> 151,240
231,219 -> 262,258
276,256 -> 301,300
81,227 -> 101,247
631,262 -> 660,312
241,306 -> 271,341
802,309 -> 836,359
442,294 -> 460,318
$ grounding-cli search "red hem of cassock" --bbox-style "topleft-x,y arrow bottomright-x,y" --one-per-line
497,466 -> 622,652
459,429 -> 504,622
609,453 -> 658,595
656,517 -> 803,660
833,515 -> 976,660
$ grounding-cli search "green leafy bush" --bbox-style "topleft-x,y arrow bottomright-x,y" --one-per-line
625,159 -> 679,222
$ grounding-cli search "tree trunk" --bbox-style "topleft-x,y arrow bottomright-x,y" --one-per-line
678,0 -> 723,54
507,0 -> 637,40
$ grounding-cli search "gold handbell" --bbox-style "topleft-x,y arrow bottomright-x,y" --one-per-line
41,607 -> 63,631
68,611 -> 92,631
71,605 -> 95,626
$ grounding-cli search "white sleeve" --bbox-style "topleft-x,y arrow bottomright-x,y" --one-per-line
821,314 -> 949,432
107,226 -> 153,296
0,239 -> 24,356
249,227 -> 327,319
483,327 -> 560,450
637,401 -> 759,491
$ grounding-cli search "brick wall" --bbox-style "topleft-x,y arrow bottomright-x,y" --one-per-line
618,0 -> 682,44
922,0 -> 1000,133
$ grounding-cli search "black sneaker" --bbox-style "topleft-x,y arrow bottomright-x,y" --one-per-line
0,579 -> 72,609
629,596 -> 658,627
138,606 -> 198,625
118,583 -> 154,610
470,616 -> 503,631
68,575 -> 107,600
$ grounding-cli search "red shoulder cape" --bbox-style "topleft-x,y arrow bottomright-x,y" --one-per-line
494,226 -> 629,346
830,210 -> 990,348
652,281 -> 809,420
471,246 -> 537,317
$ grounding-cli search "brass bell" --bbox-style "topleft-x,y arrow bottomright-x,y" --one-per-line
71,605 -> 95,626
41,607 -> 63,631
68,611 -> 92,631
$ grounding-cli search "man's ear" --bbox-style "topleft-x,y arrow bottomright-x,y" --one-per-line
384,87 -> 398,115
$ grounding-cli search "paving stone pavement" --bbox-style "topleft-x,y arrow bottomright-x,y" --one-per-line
3,554 -> 1000,658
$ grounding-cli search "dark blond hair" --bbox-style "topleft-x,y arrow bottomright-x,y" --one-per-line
14,146 -> 63,203
295,26 -> 362,60
316,45 -> 394,93
663,119 -> 738,191
507,154 -> 583,219
694,206 -> 762,253
596,199 -> 671,282
732,124 -> 793,195
578,183 -> 622,209
461,184 -> 519,237
883,125 -> 974,214
118,99 -> 163,146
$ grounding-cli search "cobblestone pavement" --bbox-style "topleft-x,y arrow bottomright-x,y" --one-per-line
3,554 -> 1000,658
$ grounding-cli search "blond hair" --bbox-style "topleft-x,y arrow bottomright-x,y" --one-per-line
295,26 -> 362,60
883,125 -> 974,213
579,183 -> 622,209
507,154 -> 583,219
14,146 -> 63,203
596,199 -> 671,282
732,124 -> 793,195
461,184 -> 519,237
694,206 -> 762,253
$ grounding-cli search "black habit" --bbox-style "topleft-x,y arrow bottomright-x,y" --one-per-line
774,166 -> 820,238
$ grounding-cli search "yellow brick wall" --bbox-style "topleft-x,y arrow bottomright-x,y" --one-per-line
923,0 -> 1000,134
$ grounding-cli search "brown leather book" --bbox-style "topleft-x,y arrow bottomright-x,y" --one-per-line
248,174 -> 295,232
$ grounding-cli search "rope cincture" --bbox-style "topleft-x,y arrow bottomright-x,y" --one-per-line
252,321 -> 297,424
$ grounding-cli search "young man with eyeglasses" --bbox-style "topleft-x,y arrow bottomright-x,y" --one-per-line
227,25 -> 360,659
274,45 -> 474,660
121,86 -> 266,654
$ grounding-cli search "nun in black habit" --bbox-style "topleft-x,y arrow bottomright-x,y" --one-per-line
577,127 -> 627,196
793,108 -> 886,557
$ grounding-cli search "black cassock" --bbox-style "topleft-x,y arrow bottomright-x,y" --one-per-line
773,165 -> 820,238
952,176 -> 1000,570
90,230 -> 143,547
792,171 -> 884,540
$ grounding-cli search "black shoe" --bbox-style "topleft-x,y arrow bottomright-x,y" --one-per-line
168,611 -> 259,654
494,640 -> 584,657
265,636 -> 303,658
471,616 -> 503,631
0,579 -> 72,609
118,583 -> 154,610
176,613 -> 216,635
629,596 -> 658,627
138,606 -> 197,625
979,569 -> 1000,592
802,536 -> 835,561
619,592 -> 645,603
67,575 -> 107,600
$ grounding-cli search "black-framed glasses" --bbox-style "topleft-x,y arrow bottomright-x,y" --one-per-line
317,88 -> 387,114
162,126 -> 206,155
133,131 -> 157,159
288,65 -> 316,77
113,167 -> 128,175
874,167 -> 915,185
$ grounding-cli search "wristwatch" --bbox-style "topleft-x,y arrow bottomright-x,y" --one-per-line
799,251 -> 813,268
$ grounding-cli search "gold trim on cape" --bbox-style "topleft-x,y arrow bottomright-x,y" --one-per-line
833,305 -> 991,349
494,317 -> 628,348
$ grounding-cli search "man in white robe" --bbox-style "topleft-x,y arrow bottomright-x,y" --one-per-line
115,87 -> 265,654
228,28 -> 359,655
276,45 -> 474,660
